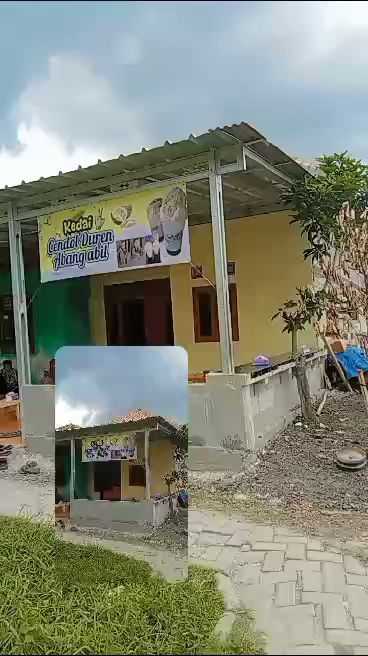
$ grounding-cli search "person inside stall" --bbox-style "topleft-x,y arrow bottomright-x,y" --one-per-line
1,360 -> 18,394
0,370 -> 7,399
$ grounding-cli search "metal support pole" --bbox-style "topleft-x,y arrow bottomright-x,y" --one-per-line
208,150 -> 234,374
144,430 -> 151,500
70,438 -> 75,501
8,203 -> 31,390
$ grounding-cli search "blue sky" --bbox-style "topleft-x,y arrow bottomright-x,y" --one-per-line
55,346 -> 188,428
0,0 -> 366,188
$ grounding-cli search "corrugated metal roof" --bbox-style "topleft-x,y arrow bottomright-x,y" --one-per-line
0,121 -> 309,210
56,413 -> 180,442
0,121 -> 313,251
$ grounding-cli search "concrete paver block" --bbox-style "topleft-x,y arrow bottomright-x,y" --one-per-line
201,545 -> 224,561
252,542 -> 287,551
302,571 -> 322,592
347,574 -> 368,587
322,562 -> 346,593
308,539 -> 324,550
191,510 -> 368,655
276,582 -> 296,607
263,551 -> 284,572
277,535 -> 308,544
261,570 -> 297,585
346,587 -> 368,619
250,526 -> 274,541
227,531 -> 251,547
326,629 -> 368,646
322,595 -> 349,629
240,550 -> 266,564
198,531 -> 230,546
355,618 -> 368,632
236,564 -> 261,585
308,550 -> 343,563
286,543 -> 306,560
275,604 -> 319,645
285,559 -> 321,576
237,582 -> 275,610
345,555 -> 367,576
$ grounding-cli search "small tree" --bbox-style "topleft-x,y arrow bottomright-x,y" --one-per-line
163,423 -> 188,519
284,153 -> 368,334
274,152 -> 368,420
273,288 -> 326,358
273,288 -> 326,422
163,471 -> 178,519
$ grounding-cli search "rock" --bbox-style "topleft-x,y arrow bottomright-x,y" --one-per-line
19,460 -> 41,475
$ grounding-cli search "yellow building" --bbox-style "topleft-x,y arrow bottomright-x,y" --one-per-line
56,412 -> 181,529
90,210 -> 315,375
1,120 -> 317,393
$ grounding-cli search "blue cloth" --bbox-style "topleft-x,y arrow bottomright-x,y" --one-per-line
335,346 -> 368,379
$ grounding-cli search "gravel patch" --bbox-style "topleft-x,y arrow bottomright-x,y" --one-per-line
243,391 -> 368,513
189,392 -> 368,541
142,507 -> 188,555
0,445 -> 54,519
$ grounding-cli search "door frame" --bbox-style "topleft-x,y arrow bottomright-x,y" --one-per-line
104,278 -> 173,346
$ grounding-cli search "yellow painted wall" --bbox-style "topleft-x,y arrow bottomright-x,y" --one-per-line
89,211 -> 316,373
121,438 -> 176,499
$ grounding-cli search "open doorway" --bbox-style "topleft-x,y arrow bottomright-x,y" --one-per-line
104,278 -> 174,346
94,461 -> 121,500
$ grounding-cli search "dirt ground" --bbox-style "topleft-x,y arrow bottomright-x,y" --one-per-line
190,390 -> 368,544
142,507 -> 188,554
243,390 -> 368,512
0,445 -> 54,519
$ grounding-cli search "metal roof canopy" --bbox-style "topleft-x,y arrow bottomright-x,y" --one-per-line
0,122 -> 308,234
3,121 -> 310,386
56,416 -> 179,443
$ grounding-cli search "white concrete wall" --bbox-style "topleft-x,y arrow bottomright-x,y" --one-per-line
189,353 -> 325,469
70,498 -> 155,530
152,496 -> 177,527
22,384 -> 55,459
250,354 -> 324,450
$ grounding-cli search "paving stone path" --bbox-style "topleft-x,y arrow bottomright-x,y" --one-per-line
189,509 -> 368,655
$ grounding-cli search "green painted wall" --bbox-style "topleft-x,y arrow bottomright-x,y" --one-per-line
0,269 -> 92,382
61,446 -> 90,501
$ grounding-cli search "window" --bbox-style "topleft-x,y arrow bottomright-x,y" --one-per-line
0,295 -> 35,354
129,464 -> 146,487
192,284 -> 239,343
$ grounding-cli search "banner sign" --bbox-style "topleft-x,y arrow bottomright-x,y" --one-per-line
38,183 -> 190,282
82,433 -> 138,462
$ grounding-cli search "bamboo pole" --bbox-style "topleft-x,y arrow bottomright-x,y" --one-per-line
319,332 -> 354,393
358,371 -> 368,416
317,391 -> 328,416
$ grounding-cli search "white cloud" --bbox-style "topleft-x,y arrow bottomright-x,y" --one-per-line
0,53 -> 149,188
18,54 -> 148,151
55,396 -> 98,429
232,1 -> 368,90
0,122 -> 101,188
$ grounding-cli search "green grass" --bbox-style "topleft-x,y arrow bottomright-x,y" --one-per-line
0,516 -> 264,654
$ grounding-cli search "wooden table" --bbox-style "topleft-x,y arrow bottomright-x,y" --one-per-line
0,399 -> 21,424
